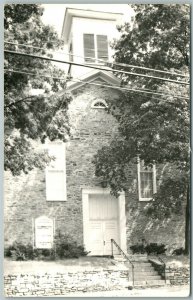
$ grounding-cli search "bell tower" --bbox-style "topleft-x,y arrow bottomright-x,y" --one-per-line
61,8 -> 122,78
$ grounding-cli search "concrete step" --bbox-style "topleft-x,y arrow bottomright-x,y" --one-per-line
133,270 -> 159,276
128,279 -> 165,287
132,262 -> 153,267
127,255 -> 148,262
125,262 -> 155,269
113,254 -> 148,261
114,257 -> 127,262
133,275 -> 162,281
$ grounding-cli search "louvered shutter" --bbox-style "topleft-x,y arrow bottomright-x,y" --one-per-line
96,35 -> 108,61
83,34 -> 95,62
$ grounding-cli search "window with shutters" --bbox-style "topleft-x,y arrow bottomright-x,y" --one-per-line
83,34 -> 109,63
137,159 -> 156,201
46,141 -> 66,201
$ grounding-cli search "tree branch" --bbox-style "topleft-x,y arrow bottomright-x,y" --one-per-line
5,95 -> 43,108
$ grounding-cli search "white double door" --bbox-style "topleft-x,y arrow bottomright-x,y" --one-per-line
87,193 -> 119,256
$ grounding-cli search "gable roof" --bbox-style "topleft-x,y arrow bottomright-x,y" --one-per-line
66,69 -> 121,92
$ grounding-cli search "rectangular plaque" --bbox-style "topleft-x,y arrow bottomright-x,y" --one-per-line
35,216 -> 54,249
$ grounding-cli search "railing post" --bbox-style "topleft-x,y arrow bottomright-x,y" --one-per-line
111,239 -> 114,258
164,264 -> 166,283
132,265 -> 134,287
157,256 -> 166,283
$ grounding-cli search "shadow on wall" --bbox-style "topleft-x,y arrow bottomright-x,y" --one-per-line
125,164 -> 186,255
126,206 -> 185,254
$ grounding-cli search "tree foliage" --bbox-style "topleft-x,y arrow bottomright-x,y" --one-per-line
113,4 -> 189,73
4,4 -> 72,175
93,4 -> 190,217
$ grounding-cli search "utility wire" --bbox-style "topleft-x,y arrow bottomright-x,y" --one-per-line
4,68 -> 189,100
4,40 -> 189,78
69,79 -> 188,100
4,49 -> 189,86
4,67 -> 165,96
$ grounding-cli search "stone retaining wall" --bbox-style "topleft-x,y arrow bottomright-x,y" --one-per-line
149,259 -> 189,286
4,269 -> 129,297
165,266 -> 190,285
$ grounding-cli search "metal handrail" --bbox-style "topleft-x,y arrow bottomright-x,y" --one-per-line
157,256 -> 166,283
111,239 -> 135,287
149,254 -> 166,283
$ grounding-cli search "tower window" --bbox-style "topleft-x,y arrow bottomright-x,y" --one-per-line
83,34 -> 109,63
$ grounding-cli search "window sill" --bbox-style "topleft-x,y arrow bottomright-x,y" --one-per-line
84,61 -> 109,66
46,199 -> 67,202
139,198 -> 153,202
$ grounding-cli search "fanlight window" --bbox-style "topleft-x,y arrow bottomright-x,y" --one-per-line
91,99 -> 108,109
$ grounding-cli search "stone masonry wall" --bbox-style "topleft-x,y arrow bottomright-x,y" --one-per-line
4,269 -> 129,297
4,265 -> 190,296
4,83 -> 121,247
4,82 -> 186,252
149,259 -> 190,285
165,266 -> 190,285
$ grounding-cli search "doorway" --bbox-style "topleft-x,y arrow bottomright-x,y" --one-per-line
82,188 -> 127,256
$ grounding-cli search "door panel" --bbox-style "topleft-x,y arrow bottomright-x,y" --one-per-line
88,221 -> 104,255
104,221 -> 119,255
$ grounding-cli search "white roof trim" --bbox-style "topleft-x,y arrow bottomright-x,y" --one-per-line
61,8 -> 123,42
66,70 -> 121,92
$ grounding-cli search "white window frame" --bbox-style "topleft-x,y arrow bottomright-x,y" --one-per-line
83,33 -> 109,63
137,158 -> 157,201
91,99 -> 108,109
45,141 -> 67,202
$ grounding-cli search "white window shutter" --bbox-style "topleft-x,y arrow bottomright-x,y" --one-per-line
46,142 -> 66,201
83,34 -> 95,62
96,35 -> 108,61
46,170 -> 66,201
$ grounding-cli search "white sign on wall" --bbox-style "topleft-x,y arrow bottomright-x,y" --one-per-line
35,216 -> 54,249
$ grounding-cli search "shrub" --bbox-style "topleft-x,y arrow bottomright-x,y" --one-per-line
33,248 -> 55,260
130,242 -> 167,255
54,231 -> 88,259
130,244 -> 146,254
145,243 -> 167,255
4,242 -> 34,260
172,247 -> 186,256
5,232 -> 88,261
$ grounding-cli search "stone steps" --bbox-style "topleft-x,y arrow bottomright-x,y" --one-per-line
113,254 -> 166,288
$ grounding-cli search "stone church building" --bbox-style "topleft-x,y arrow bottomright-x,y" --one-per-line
4,8 -> 186,256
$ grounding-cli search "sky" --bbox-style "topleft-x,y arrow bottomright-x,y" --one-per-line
41,4 -> 133,37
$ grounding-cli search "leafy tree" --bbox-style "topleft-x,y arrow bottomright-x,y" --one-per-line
4,4 -> 72,175
94,4 -> 190,253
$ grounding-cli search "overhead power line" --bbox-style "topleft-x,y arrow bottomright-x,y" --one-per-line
4,68 -> 189,100
4,40 -> 189,78
4,49 -> 189,86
